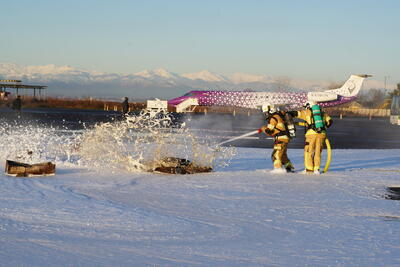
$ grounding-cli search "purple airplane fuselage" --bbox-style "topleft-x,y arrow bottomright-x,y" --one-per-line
168,90 -> 356,110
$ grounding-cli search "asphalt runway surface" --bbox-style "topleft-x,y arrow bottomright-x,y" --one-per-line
1,108 -> 400,149
184,113 -> 400,149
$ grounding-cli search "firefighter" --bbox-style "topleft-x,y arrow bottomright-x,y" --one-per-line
122,97 -> 129,116
12,95 -> 22,111
259,104 -> 294,173
291,102 -> 332,174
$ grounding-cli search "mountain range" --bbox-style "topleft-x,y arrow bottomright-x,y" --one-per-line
0,62 -> 383,99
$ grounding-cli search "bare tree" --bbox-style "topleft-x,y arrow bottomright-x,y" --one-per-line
358,88 -> 387,108
389,83 -> 400,98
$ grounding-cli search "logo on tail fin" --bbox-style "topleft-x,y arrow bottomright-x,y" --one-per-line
347,81 -> 356,94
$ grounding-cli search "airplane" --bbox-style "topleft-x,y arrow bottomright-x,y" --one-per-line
168,74 -> 371,112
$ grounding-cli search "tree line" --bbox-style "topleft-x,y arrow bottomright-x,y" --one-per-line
352,83 -> 400,108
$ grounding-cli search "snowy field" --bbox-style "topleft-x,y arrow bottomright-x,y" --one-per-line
1,148 -> 400,266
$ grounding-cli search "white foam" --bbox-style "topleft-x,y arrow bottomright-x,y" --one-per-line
0,110 -> 236,173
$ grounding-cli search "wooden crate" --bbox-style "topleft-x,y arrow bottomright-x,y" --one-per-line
5,160 -> 55,177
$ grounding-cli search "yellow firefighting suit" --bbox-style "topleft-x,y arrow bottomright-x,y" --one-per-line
295,109 -> 332,172
260,112 -> 294,170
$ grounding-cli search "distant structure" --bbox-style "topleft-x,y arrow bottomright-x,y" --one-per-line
0,79 -> 47,99
146,99 -> 168,111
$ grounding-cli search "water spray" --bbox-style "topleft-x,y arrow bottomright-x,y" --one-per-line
0,110 -> 236,174
216,129 -> 272,147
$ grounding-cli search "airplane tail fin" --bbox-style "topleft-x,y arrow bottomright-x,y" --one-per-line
326,74 -> 371,97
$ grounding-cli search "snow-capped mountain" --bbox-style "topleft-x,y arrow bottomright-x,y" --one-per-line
182,70 -> 229,83
0,63 -> 279,97
0,63 -> 89,77
0,62 -> 384,98
228,72 -> 272,84
134,68 -> 181,80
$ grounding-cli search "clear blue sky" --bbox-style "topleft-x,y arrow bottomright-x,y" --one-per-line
1,0 -> 399,83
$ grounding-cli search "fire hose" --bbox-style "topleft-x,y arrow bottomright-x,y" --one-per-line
323,138 -> 332,173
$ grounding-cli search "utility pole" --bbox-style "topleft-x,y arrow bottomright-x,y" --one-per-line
384,75 -> 390,97
384,75 -> 390,90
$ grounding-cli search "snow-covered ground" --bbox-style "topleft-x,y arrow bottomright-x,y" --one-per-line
1,148 -> 399,266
